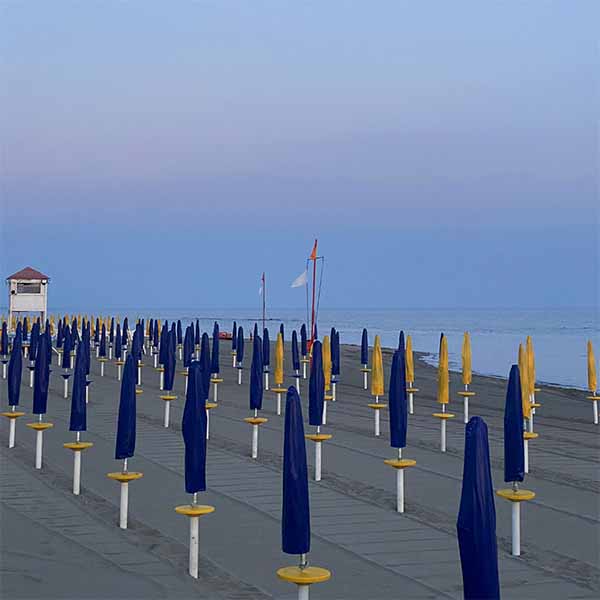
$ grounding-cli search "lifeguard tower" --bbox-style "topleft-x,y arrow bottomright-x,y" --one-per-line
6,267 -> 50,326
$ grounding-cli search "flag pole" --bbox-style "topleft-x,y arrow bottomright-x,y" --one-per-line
262,272 -> 266,333
309,239 -> 318,351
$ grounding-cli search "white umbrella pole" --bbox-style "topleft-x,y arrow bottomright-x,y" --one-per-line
35,430 -> 43,469
524,439 -> 529,473
189,515 -> 199,578
164,401 -> 170,428
206,409 -> 210,440
2,362 -> 6,379
303,361 -> 307,379
238,368 -> 242,385
375,404 -> 380,437
322,399 -> 327,425
295,376 -> 300,393
63,377 -> 69,399
265,371 -> 269,390
160,371 -> 164,390
277,392 -> 281,416
119,482 -> 129,529
593,399 -> 598,425
363,367 -> 368,390
332,381 -> 336,402
154,353 -> 157,368
512,501 -> 521,556
213,382 -> 218,403
298,584 -> 309,600
109,346 -> 113,360
117,364 -> 122,381
464,397 -> 469,424
252,424 -> 258,459
73,450 -> 82,495
315,440 -> 322,482
100,362 -> 105,377
9,418 -> 16,448
29,369 -> 34,387
137,365 -> 142,386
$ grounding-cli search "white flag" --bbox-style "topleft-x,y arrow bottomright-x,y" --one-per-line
291,270 -> 308,288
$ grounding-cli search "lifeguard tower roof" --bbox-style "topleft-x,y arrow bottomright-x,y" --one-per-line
7,267 -> 50,281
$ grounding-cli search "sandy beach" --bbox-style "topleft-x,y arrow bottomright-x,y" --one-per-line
1,340 -> 598,599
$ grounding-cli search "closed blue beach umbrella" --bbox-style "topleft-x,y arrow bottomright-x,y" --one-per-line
8,323 -> 23,406
22,317 -> 29,342
177,320 -> 183,345
29,321 -> 40,362
122,317 -> 129,348
182,362 -> 208,493
250,333 -> 263,410
200,332 -> 210,374
211,322 -> 220,374
195,320 -> 200,346
1,321 -> 8,356
309,341 -> 325,426
33,333 -> 51,415
291,330 -> 300,372
300,324 -> 308,358
331,329 -> 340,377
183,326 -> 194,367
99,324 -> 107,357
153,319 -> 159,348
159,322 -> 168,365
504,365 -> 524,484
388,339 -> 408,448
115,355 -> 136,459
62,325 -> 72,369
94,318 -> 100,345
110,317 -> 115,344
115,324 -> 122,360
69,344 -> 87,431
164,330 -> 176,392
232,321 -> 237,352
262,328 -> 271,368
71,318 -> 80,344
282,386 -> 310,555
457,417 -> 500,600
361,328 -> 369,365
237,326 -> 244,364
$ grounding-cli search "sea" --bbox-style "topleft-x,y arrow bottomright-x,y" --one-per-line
46,306 -> 598,390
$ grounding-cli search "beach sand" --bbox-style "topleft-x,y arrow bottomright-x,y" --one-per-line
1,341 -> 598,599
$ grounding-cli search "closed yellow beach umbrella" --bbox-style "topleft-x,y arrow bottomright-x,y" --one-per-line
406,335 -> 415,383
274,332 -> 284,387
323,335 -> 332,392
461,332 -> 472,386
518,344 -> 531,420
371,335 -> 384,397
526,336 -> 535,395
588,340 -> 597,393
437,335 -> 449,404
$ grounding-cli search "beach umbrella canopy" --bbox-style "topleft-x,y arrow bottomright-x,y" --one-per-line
82,320 -> 91,375
183,326 -> 194,368
110,317 -> 115,343
437,334 -> 449,404
94,318 -> 100,344
462,332 -> 472,386
282,386 -> 310,555
262,328 -> 271,367
115,355 -> 136,459
504,365 -> 524,483
69,343 -> 87,432
29,321 -> 40,362
291,330 -> 300,372
526,336 -> 535,393
8,323 -> 23,406
406,335 -> 415,383
360,328 -> 369,365
232,321 -> 237,351
518,344 -> 531,420
44,322 -> 52,366
158,323 -> 168,365
300,324 -> 308,357
177,320 -> 183,345
153,319 -> 159,347
250,332 -> 264,410
4,320 -> 13,345
56,320 -> 63,348
33,333 -> 51,415
200,332 -> 210,374
309,341 -> 325,426
182,362 -> 208,493
389,334 -> 408,449
22,317 -> 29,341
122,317 -> 129,347
132,325 -> 143,362
331,330 -> 340,377
279,323 -> 285,344
274,332 -> 284,386
115,324 -> 122,360
164,330 -> 176,391
62,325 -> 73,369
237,326 -> 245,364
456,417 -> 500,600
587,340 -> 596,393
211,322 -> 220,374
195,320 -> 200,346
322,335 -> 332,392
371,335 -> 384,397
71,318 -> 80,344
99,324 -> 107,357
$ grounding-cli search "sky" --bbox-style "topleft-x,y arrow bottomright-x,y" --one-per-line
0,1 -> 598,311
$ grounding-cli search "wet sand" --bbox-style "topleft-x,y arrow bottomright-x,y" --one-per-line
1,341 -> 598,599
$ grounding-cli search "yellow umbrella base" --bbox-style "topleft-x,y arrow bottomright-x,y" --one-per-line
496,488 -> 535,502
205,402 -> 218,410
367,403 -> 387,410
524,431 -> 539,440
406,387 -> 419,393
271,387 -> 287,394
458,391 -> 476,397
432,413 -> 455,419
210,378 -> 224,384
244,417 -> 268,426
305,433 -> 333,442
360,367 -> 372,373
277,566 -> 331,585
586,395 -> 600,401
64,442 -> 93,451
384,458 -> 417,469
160,395 -> 177,401
1,411 -> 25,419
175,504 -> 215,517
27,422 -> 54,431
107,472 -> 144,483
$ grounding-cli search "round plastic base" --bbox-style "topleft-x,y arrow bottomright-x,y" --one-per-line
384,458 -> 417,469
175,504 -> 215,517
277,566 -> 331,585
107,472 -> 144,483
496,488 -> 535,502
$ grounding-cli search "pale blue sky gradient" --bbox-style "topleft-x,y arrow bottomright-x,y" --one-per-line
1,1 -> 597,309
